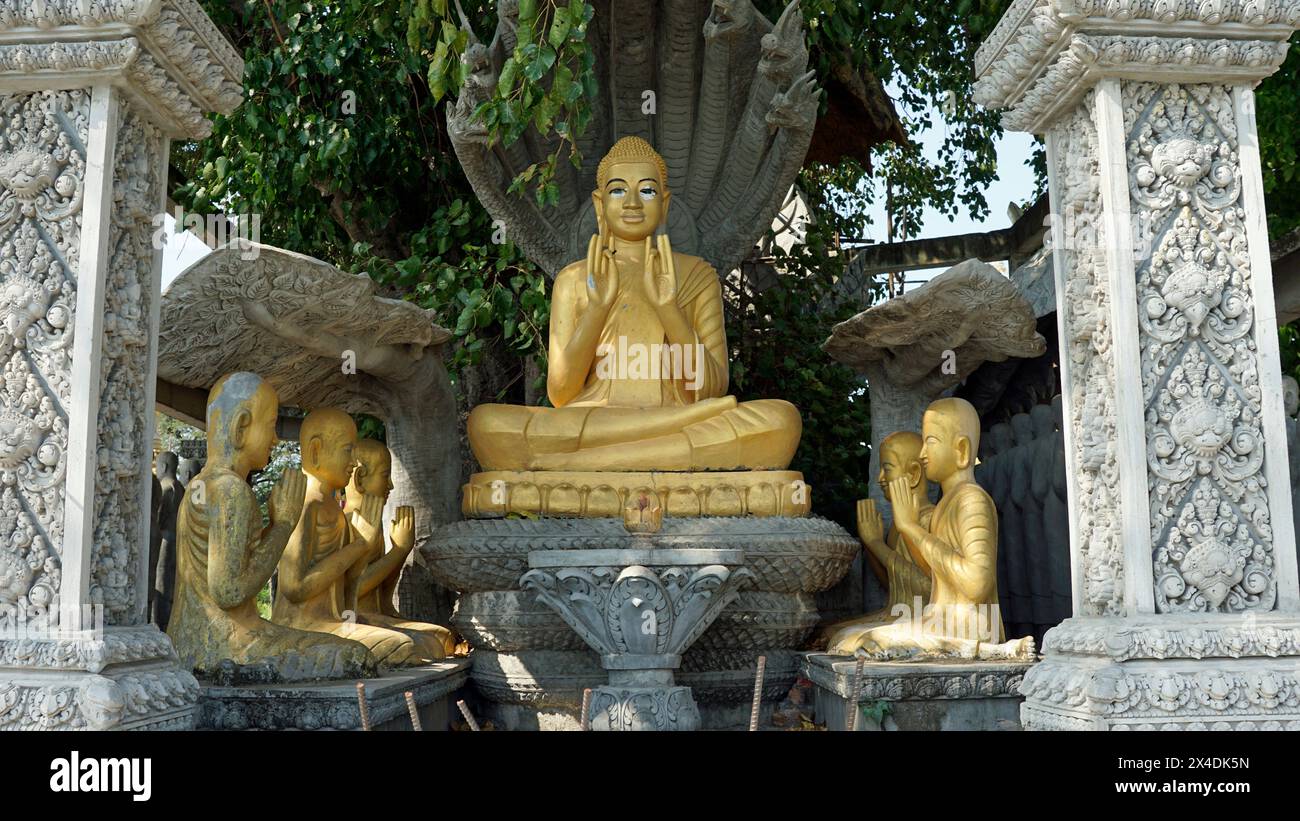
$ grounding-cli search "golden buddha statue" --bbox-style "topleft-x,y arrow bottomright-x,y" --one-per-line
167,372 -> 376,681
821,432 -> 934,653
344,439 -> 456,658
828,398 -> 1035,661
272,408 -> 434,667
464,137 -> 805,518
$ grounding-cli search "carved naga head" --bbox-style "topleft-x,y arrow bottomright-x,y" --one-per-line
759,1 -> 809,86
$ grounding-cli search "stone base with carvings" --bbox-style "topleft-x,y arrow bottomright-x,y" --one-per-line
1020,615 -> 1300,730
463,470 -> 810,518
466,648 -> 803,729
0,625 -> 200,730
426,517 -> 855,729
801,652 -> 1032,731
588,685 -> 701,731
196,658 -> 471,730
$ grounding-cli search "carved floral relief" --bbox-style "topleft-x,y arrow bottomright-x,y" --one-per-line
0,90 -> 86,630
1125,82 -> 1273,613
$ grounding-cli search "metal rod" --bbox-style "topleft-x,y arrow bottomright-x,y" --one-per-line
580,688 -> 592,731
749,655 -> 767,731
457,699 -> 480,731
847,655 -> 866,732
404,691 -> 422,731
356,682 -> 371,731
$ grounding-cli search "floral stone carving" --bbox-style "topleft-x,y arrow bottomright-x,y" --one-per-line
521,550 -> 754,731
976,0 -> 1300,731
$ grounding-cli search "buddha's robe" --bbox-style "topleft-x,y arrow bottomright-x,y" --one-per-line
823,505 -> 933,652
884,505 -> 935,611
356,570 -> 454,658
272,502 -> 422,666
468,252 -> 801,471
167,471 -> 374,681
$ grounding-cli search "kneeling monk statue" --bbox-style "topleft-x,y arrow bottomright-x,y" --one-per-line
344,439 -> 457,658
830,398 -> 1035,661
272,409 -> 434,667
167,372 -> 376,681
468,136 -> 801,478
819,431 -> 934,652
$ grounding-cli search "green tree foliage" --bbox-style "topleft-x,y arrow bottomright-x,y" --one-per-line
1257,48 -> 1300,239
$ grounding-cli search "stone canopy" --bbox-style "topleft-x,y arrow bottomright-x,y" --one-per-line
158,242 -> 450,419
823,258 -> 1047,396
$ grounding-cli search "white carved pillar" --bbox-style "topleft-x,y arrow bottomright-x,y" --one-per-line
0,0 -> 241,729
976,0 -> 1300,729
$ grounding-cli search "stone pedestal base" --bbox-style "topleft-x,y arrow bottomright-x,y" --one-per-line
196,658 -> 470,730
0,626 -> 199,730
801,652 -> 1031,731
1020,616 -> 1300,731
428,517 -> 855,729
463,470 -> 810,518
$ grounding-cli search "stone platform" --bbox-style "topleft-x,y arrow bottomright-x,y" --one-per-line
425,516 -> 856,728
196,658 -> 471,730
801,652 -> 1033,731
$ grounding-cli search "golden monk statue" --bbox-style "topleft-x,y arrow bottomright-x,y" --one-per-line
828,398 -> 1034,661
167,372 -> 376,681
467,136 -> 800,477
344,439 -> 456,658
821,432 -> 934,653
272,408 -> 434,667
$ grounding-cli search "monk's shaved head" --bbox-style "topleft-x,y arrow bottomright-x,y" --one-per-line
880,430 -> 923,462
924,397 -> 981,451
300,407 -> 356,444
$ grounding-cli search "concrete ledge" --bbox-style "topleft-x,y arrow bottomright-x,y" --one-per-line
801,651 -> 1034,731
197,658 -> 471,730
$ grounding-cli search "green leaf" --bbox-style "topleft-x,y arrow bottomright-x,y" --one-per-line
497,57 -> 518,95
548,16 -> 571,49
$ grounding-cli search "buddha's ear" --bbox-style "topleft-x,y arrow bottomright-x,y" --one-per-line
661,187 -> 671,222
955,435 -> 973,470
906,460 -> 923,489
304,436 -> 321,470
231,408 -> 253,450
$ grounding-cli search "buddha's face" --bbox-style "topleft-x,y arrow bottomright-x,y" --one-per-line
355,449 -> 394,500
597,160 -> 668,241
305,424 -> 357,489
877,442 -> 921,501
243,384 -> 279,471
919,410 -> 971,482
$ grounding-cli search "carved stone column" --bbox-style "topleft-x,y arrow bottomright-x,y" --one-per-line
521,548 -> 754,731
0,1 -> 241,729
976,0 -> 1300,729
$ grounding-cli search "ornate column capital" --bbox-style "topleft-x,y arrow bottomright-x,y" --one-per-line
0,0 -> 243,137
974,0 -> 1300,133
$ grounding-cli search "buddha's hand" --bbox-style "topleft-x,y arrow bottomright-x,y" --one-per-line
888,477 -> 920,528
268,470 -> 306,528
585,229 -> 618,311
857,498 -> 884,546
643,234 -> 678,310
352,494 -> 385,548
391,506 -> 415,551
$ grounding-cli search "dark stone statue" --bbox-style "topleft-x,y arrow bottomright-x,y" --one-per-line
153,451 -> 185,631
